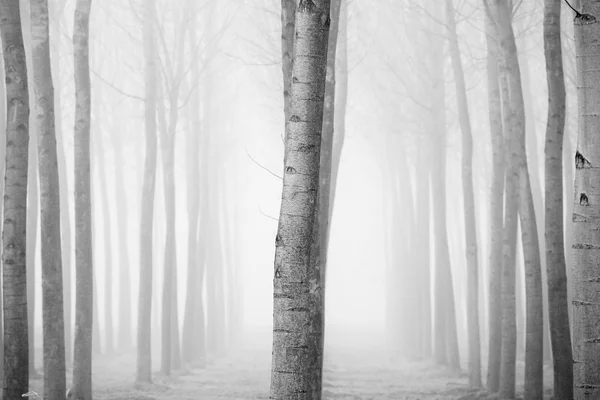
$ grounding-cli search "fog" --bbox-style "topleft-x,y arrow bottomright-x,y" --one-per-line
0,0 -> 586,398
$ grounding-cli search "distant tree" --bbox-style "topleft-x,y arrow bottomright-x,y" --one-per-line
572,1 -> 600,398
31,0 -> 67,398
72,0 -> 94,398
281,0 -> 295,138
136,0 -> 158,384
446,0 -> 481,386
543,0 -> 573,399
483,7 -> 504,393
269,0 -> 331,398
0,0 -> 30,398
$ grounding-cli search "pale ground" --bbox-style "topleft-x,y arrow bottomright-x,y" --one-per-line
27,327 -> 554,400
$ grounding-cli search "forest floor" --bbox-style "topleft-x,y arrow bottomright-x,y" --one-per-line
28,327 -> 554,400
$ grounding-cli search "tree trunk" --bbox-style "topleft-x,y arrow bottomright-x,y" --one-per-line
572,3 -> 600,398
484,9 -> 504,392
31,0 -> 67,397
446,0 -> 481,386
136,0 -> 157,383
96,129 -> 114,355
281,0 -> 295,142
495,2 -> 544,397
429,4 -> 460,369
543,1 -> 573,398
50,0 -> 73,366
269,1 -> 330,398
72,0 -> 93,398
0,0 -> 30,397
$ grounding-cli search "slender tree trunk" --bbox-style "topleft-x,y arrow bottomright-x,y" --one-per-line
113,132 -> 131,351
136,0 -> 157,383
572,3 -> 600,398
429,4 -> 460,369
495,2 -> 544,397
543,1 -> 573,398
31,0 -> 67,397
96,130 -> 114,355
446,0 -> 480,386
270,1 -> 331,398
0,31 -> 6,382
50,0 -> 73,366
72,0 -> 93,398
26,105 -> 39,377
0,0 -> 30,398
484,10 -> 504,392
281,0 -> 295,140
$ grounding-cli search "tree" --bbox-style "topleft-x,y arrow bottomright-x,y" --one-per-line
0,0 -> 30,398
72,0 -> 93,398
269,0 -> 331,398
446,0 -> 481,386
572,2 -> 600,398
136,0 -> 157,383
493,2 -> 544,397
484,7 -> 505,392
31,0 -> 67,398
543,0 -> 573,398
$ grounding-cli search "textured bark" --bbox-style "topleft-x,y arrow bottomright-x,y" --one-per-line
484,10 -> 505,392
572,2 -> 600,398
270,0 -> 331,398
281,0 -> 296,138
136,0 -> 157,383
0,0 -> 30,397
72,0 -> 93,398
31,0 -> 67,397
429,5 -> 460,369
543,1 -> 573,399
0,27 -> 6,383
446,0 -> 481,386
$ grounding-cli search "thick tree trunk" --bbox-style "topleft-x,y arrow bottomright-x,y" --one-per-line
446,0 -> 481,386
484,10 -> 504,392
31,0 -> 67,397
269,1 -> 331,398
0,1 -> 30,397
543,1 -> 573,398
572,3 -> 600,398
136,0 -> 157,383
72,0 -> 93,399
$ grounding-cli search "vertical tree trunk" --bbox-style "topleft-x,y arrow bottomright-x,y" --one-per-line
0,1 -> 30,397
484,9 -> 504,392
136,0 -> 157,384
543,0 -> 573,398
0,32 -> 6,382
50,0 -> 73,366
113,132 -> 131,350
446,0 -> 481,386
96,129 -> 114,355
429,3 -> 460,369
26,104 -> 38,377
281,0 -> 295,139
72,0 -> 93,398
270,1 -> 330,398
572,3 -> 600,398
495,2 -> 544,397
31,0 -> 67,397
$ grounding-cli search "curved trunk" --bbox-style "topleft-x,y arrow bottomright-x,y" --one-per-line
269,1 -> 331,398
446,0 -> 480,386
